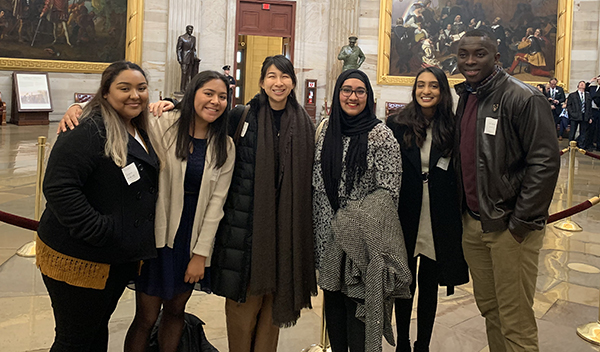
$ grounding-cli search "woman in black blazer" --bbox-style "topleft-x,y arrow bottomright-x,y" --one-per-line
386,67 -> 469,352
36,61 -> 159,352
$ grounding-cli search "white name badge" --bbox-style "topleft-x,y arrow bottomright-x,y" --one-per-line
122,163 -> 141,185
436,157 -> 450,171
241,122 -> 249,138
484,117 -> 498,136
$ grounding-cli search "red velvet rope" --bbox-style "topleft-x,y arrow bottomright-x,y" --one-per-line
547,200 -> 593,224
582,150 -> 600,161
0,197 -> 596,231
0,210 -> 38,231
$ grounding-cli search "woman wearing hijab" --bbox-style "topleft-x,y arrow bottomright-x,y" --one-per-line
313,69 -> 404,352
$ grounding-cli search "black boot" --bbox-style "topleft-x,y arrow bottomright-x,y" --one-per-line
413,340 -> 429,352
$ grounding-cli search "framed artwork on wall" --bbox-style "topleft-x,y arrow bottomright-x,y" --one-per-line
377,0 -> 573,89
13,72 -> 52,111
0,0 -> 144,73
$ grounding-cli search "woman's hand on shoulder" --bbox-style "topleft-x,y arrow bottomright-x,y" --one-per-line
148,100 -> 175,117
184,254 -> 207,283
57,104 -> 83,134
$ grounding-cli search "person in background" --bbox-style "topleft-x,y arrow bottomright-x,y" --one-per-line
38,61 -> 159,351
558,101 -> 569,141
387,66 -> 469,352
545,78 -> 566,138
223,65 -> 236,108
585,75 -> 600,150
566,81 -> 592,148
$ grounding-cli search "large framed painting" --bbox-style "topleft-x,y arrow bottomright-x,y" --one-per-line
377,0 -> 573,89
0,0 -> 144,73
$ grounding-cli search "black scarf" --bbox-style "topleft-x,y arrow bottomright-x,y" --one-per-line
321,69 -> 380,211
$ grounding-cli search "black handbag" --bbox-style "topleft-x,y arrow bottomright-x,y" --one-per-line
148,311 -> 219,352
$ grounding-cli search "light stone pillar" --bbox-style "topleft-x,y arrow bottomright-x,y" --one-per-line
165,0 -> 203,97
326,0 -> 360,102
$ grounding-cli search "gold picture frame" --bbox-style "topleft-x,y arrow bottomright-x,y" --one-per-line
0,0 -> 144,74
377,0 -> 573,90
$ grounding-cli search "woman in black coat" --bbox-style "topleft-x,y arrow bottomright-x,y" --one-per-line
37,61 -> 159,351
386,67 -> 469,352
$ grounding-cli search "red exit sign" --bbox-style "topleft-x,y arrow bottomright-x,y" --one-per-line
262,3 -> 270,10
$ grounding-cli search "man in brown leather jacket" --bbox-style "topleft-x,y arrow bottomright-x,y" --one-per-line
454,30 -> 559,352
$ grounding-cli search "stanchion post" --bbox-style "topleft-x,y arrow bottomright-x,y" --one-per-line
577,288 -> 600,345
554,141 -> 583,232
16,136 -> 47,257
301,300 -> 331,352
575,196 -> 600,345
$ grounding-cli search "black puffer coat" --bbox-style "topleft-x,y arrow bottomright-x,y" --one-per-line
210,96 -> 260,302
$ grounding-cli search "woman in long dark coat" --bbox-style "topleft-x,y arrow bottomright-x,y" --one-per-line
386,67 -> 469,352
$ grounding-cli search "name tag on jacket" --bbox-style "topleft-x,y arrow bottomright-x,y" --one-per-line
122,163 -> 141,185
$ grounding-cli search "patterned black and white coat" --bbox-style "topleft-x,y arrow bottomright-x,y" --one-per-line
312,119 -> 402,271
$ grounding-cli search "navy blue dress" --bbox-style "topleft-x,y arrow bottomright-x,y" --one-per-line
136,137 -> 210,300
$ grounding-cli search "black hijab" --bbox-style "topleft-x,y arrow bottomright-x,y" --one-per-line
321,69 -> 380,211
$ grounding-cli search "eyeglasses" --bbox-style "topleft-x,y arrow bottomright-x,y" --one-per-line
340,87 -> 367,98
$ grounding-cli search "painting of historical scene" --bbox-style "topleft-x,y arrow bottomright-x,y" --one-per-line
389,0 -> 559,81
0,0 -> 127,63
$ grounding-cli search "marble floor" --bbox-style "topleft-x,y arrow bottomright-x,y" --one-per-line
1,123 -> 600,352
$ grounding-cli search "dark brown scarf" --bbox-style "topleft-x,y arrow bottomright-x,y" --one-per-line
250,99 -> 317,327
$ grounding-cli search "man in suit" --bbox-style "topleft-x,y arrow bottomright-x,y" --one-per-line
567,81 -> 593,148
586,75 -> 600,150
545,78 -> 566,137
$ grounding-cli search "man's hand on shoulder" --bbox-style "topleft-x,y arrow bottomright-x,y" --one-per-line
148,100 -> 175,117
57,104 -> 83,134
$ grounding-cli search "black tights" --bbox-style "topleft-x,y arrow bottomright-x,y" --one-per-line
395,255 -> 439,352
124,289 -> 193,352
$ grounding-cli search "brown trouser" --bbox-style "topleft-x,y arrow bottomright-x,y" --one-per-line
462,213 -> 544,352
225,294 -> 279,352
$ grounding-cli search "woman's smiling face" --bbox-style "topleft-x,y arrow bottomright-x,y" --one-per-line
339,78 -> 367,117
260,64 -> 294,110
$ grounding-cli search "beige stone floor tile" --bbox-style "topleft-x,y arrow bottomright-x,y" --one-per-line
0,223 -> 35,249
538,281 -> 600,307
534,291 -> 558,319
0,192 -> 28,205
0,250 -> 16,266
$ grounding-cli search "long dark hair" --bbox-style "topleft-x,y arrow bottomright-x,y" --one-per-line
258,55 -> 300,108
173,70 -> 230,168
389,67 -> 455,157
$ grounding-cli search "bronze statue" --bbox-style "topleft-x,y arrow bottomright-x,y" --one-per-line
337,36 -> 365,71
177,25 -> 200,93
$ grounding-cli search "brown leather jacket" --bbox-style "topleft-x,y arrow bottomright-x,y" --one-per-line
454,70 -> 560,237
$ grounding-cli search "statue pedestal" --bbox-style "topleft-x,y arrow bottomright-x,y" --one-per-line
172,92 -> 184,102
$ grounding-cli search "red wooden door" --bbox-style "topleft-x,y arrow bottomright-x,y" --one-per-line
236,0 -> 296,62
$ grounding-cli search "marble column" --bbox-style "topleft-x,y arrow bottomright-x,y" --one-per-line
326,0 -> 360,101
570,0 -> 600,90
